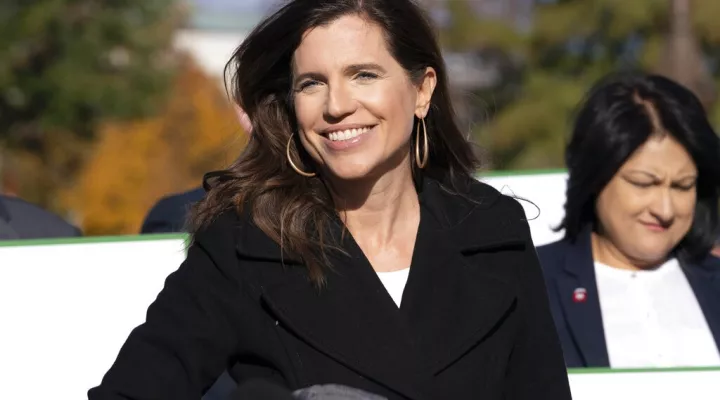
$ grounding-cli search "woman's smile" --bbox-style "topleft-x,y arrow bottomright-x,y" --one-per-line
320,124 -> 377,151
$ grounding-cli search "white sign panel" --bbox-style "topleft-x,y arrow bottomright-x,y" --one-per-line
568,368 -> 720,399
0,238 -> 187,400
481,171 -> 568,246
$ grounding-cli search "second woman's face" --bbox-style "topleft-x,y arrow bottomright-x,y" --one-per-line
291,14 -> 435,181
595,135 -> 698,266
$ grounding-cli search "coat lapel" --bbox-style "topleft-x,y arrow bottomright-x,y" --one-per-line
232,176 -> 525,395
682,257 -> 720,351
399,186 -> 518,374
554,228 -> 610,367
237,216 -> 426,400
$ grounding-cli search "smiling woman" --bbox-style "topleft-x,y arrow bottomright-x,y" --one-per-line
88,1 -> 571,399
537,72 -> 720,370
291,15 -> 436,182
195,0 -> 478,283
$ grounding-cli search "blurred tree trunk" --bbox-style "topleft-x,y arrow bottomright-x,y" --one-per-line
655,0 -> 717,110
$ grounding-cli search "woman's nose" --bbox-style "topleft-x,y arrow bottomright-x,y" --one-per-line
325,83 -> 356,120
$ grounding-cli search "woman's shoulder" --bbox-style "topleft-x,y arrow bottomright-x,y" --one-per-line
453,175 -> 530,223
423,175 -> 531,244
696,253 -> 720,270
536,239 -> 569,255
426,174 -> 519,213
534,239 -> 571,271
190,209 -> 247,259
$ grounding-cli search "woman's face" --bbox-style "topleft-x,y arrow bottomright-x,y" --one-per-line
595,135 -> 698,266
291,14 -> 436,181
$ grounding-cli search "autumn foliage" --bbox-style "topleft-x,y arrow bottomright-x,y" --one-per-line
66,55 -> 247,235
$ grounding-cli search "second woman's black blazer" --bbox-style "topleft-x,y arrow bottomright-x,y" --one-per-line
88,176 -> 571,400
537,227 -> 720,368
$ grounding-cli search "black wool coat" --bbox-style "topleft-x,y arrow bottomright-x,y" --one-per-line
89,176 -> 571,400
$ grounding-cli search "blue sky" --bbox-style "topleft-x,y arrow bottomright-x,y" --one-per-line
186,0 -> 534,32
189,0 -> 276,12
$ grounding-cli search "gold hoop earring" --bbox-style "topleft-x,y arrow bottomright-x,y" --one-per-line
415,117 -> 429,169
286,133 -> 316,177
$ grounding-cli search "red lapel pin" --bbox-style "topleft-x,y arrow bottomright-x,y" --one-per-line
573,287 -> 587,303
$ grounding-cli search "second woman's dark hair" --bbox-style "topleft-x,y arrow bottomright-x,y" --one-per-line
558,72 -> 720,262
190,0 -> 479,284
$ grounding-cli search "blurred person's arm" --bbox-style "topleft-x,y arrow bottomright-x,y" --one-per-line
140,188 -> 205,234
140,195 -> 187,234
0,195 -> 82,240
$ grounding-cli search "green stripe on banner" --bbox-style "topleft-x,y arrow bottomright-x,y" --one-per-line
480,168 -> 567,177
568,366 -> 720,374
0,233 -> 188,248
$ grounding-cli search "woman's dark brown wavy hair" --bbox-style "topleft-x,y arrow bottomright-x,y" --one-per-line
190,0 -> 479,284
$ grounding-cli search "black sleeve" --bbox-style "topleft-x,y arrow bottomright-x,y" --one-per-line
88,236 -> 246,400
503,199 -> 572,400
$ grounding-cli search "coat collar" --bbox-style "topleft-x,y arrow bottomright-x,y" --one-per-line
554,226 -> 610,367
680,255 -> 720,351
234,175 -> 525,262
234,175 -> 524,398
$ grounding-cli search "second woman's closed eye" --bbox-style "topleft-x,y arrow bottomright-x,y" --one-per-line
623,174 -> 697,191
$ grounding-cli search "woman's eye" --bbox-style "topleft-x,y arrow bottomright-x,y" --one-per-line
673,181 -> 696,191
298,80 -> 320,91
630,181 -> 654,188
356,71 -> 379,80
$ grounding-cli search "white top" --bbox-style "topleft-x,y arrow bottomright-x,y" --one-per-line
376,268 -> 410,308
594,258 -> 720,368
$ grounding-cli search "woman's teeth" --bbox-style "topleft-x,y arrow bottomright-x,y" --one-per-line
327,126 -> 371,141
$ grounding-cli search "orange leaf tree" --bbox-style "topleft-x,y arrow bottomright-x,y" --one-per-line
67,55 -> 247,236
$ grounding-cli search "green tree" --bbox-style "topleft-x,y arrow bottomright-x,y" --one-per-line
0,0 -> 185,208
441,0 -> 720,171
